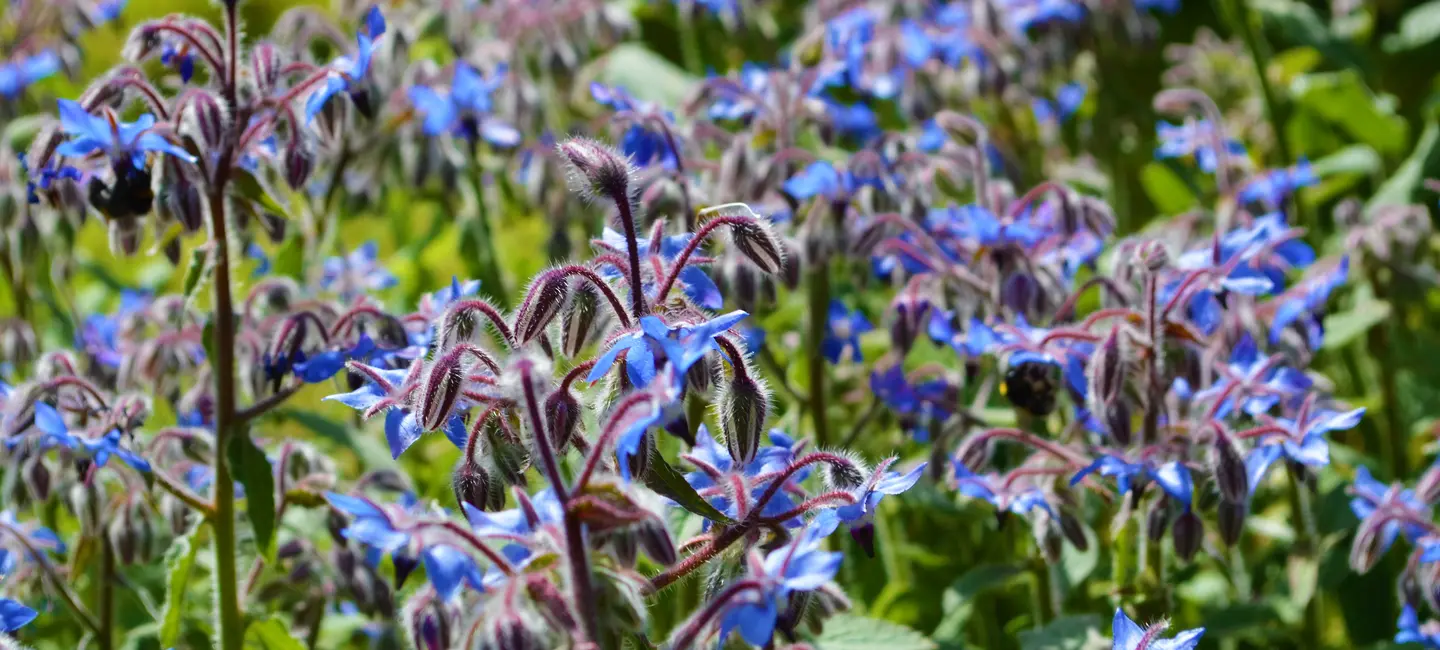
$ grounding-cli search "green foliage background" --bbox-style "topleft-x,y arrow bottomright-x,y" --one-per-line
6,0 -> 1440,649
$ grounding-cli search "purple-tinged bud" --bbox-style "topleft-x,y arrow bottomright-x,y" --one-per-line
524,575 -> 576,632
956,437 -> 993,473
486,607 -> 549,650
560,281 -> 602,357
1213,433 -> 1249,504
728,217 -> 786,275
544,389 -> 580,453
1146,500 -> 1170,542
23,455 -> 50,502
1172,510 -> 1202,561
284,142 -> 313,192
1350,516 -> 1389,574
780,237 -> 803,290
514,272 -> 569,345
556,137 -> 633,202
1087,328 -> 1125,411
1105,399 -> 1133,446
888,291 -> 932,355
277,539 -> 306,560
419,352 -> 465,432
251,44 -> 282,96
1134,239 -> 1170,273
609,530 -> 639,567
685,353 -> 715,394
406,598 -> 452,650
453,458 -> 504,512
1217,499 -> 1246,547
69,482 -> 102,536
638,517 -> 677,565
108,506 -> 141,564
188,91 -> 229,151
719,373 -> 769,466
1058,510 -> 1089,551
821,452 -> 868,491
850,523 -> 877,558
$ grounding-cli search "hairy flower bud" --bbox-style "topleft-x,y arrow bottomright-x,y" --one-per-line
251,43 -> 282,96
729,217 -> 786,274
1350,516 -> 1389,574
1172,510 -> 1203,561
557,137 -> 632,202
1213,433 -> 1249,504
638,517 -> 677,565
483,607 -> 549,650
284,141 -> 313,191
821,452 -> 868,490
514,272 -> 569,345
108,505 -> 141,564
1146,499 -> 1170,542
23,455 -> 50,502
544,388 -> 580,453
720,373 -> 769,466
1058,510 -> 1089,551
405,597 -> 452,650
453,458 -> 504,513
560,281 -> 602,358
1418,461 -> 1440,505
419,351 -> 465,432
69,481 -> 103,536
1217,499 -> 1246,547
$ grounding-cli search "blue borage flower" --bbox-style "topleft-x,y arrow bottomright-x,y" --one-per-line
590,83 -> 680,170
409,63 -> 520,147
783,160 -> 886,201
160,40 -> 196,83
595,227 -> 722,309
587,311 -> 748,389
714,511 -> 843,647
0,598 -> 35,633
1071,454 -> 1194,509
1001,0 -> 1086,36
870,365 -> 951,442
20,402 -> 152,472
321,241 -> 398,300
55,100 -> 197,167
1243,401 -> 1364,496
1349,466 -> 1430,560
822,300 -> 872,364
324,362 -> 469,459
0,51 -> 60,99
1398,605 -> 1440,648
834,461 -> 925,554
1032,83 -> 1086,126
1155,118 -> 1247,173
76,289 -> 151,368
305,6 -> 386,120
681,426 -> 806,528
1238,159 -> 1317,206
1266,255 -> 1349,350
954,464 -> 1053,516
1185,333 -> 1311,418
1112,608 -> 1204,650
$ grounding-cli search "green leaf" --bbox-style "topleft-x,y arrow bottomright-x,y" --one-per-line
158,522 -> 207,647
1291,71 -> 1407,155
1310,144 -> 1381,178
1253,0 -> 1369,73
229,429 -> 278,562
1139,162 -> 1195,215
642,453 -> 734,525
932,564 -> 1028,641
1367,121 -> 1440,211
1323,284 -> 1392,351
1382,1 -> 1440,53
1017,615 -> 1105,650
589,44 -> 698,108
202,319 -> 218,366
279,409 -> 354,448
244,617 -> 306,650
231,169 -> 291,220
810,614 -> 937,650
273,236 -> 305,281
181,245 -> 210,301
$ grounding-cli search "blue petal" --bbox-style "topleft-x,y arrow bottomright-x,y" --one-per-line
1245,444 -> 1284,496
385,410 -> 425,459
1150,462 -> 1193,507
1112,609 -> 1145,650
0,598 -> 36,633
422,545 -> 480,601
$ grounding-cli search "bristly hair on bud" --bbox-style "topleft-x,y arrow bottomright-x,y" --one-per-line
513,269 -> 572,346
715,358 -> 770,466
419,349 -> 467,431
556,136 -> 634,204
700,202 -> 788,275
820,450 -> 870,491
560,281 -> 604,358
1213,431 -> 1249,504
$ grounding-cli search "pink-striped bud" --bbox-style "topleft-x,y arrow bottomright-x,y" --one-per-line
514,272 -> 570,345
419,352 -> 465,432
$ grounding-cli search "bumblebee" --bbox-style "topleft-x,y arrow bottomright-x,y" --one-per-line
87,159 -> 155,221
1001,360 -> 1060,417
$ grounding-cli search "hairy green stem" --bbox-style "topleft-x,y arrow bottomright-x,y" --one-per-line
98,538 -> 114,650
1288,472 -> 1322,647
464,145 -> 510,307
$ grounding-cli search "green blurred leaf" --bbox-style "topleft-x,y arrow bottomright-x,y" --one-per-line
1382,1 -> 1440,53
1310,144 -> 1381,177
1323,284 -> 1392,351
590,44 -> 698,108
229,429 -> 277,562
1139,162 -> 1195,215
1017,615 -> 1105,650
232,169 -> 291,219
1291,71 -> 1407,155
643,453 -> 734,525
244,617 -> 306,650
1254,0 -> 1369,73
933,564 -> 1027,641
1367,121 -> 1440,210
273,236 -> 304,280
158,521 -> 207,647
810,614 -> 936,650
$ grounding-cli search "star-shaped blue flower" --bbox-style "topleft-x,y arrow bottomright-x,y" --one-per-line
409,64 -> 519,147
1244,406 -> 1364,495
55,100 -> 196,168
587,312 -> 748,389
822,300 -> 872,364
1112,608 -> 1204,650
1071,455 -> 1193,509
305,6 -> 386,120
0,51 -> 60,99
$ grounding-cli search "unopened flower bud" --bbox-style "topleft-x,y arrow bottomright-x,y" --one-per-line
108,216 -> 143,256
284,142 -> 313,191
108,506 -> 141,564
1146,500 -> 1170,542
406,597 -> 451,650
1350,516 -> 1389,574
557,137 -> 632,202
485,607 -> 549,650
251,44 -> 282,96
1417,461 -> 1440,505
524,575 -> 576,632
69,482 -> 102,536
780,237 -> 803,289
452,458 -> 504,512
559,282 -> 602,358
730,217 -> 786,275
544,388 -> 580,453
1172,510 -> 1202,561
1217,499 -> 1246,547
822,453 -> 868,490
1058,510 -> 1089,551
189,91 -> 229,151
23,455 -> 50,501
1214,433 -> 1249,504
419,351 -> 465,431
514,272 -> 570,345
720,373 -> 768,466
638,517 -> 677,565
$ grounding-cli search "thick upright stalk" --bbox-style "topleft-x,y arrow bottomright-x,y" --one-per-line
1288,473 -> 1322,647
208,180 -> 245,650
98,538 -> 115,650
613,193 -> 646,318
805,258 -> 832,447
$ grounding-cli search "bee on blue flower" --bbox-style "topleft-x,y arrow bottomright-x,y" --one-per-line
408,63 -> 520,147
54,99 -> 196,222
